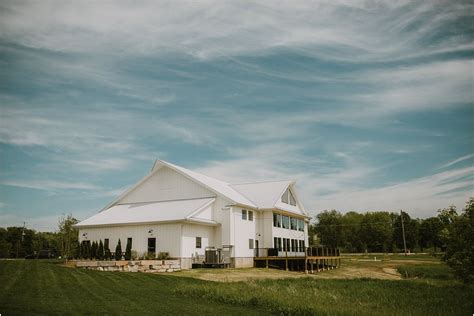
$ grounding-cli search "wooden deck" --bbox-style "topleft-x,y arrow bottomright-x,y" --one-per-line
254,247 -> 341,273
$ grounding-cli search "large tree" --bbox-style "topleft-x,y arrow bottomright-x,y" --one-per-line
444,198 -> 474,283
57,214 -> 79,262
359,212 -> 393,252
314,210 -> 344,248
419,217 -> 443,252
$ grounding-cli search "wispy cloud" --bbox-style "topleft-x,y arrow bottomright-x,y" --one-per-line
0,179 -> 99,191
439,154 -> 474,169
1,1 -> 472,62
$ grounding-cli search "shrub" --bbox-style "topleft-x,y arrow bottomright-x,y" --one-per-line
98,240 -> 104,260
157,252 -> 169,260
91,241 -> 97,259
115,239 -> 122,260
444,198 -> 474,283
125,239 -> 132,260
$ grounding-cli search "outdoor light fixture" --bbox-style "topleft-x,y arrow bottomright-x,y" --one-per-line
148,229 -> 153,234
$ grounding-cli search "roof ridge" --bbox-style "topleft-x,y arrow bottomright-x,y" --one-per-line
158,160 -> 231,184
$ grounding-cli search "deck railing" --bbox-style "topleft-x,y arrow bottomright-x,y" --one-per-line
254,247 -> 340,258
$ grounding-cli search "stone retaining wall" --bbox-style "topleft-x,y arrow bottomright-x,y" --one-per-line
75,259 -> 181,273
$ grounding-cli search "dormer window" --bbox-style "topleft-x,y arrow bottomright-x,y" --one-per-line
281,187 -> 297,206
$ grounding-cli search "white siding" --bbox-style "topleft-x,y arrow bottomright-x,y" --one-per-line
233,207 -> 257,258
120,166 -> 215,203
78,223 -> 182,258
262,211 -> 274,248
181,224 -> 215,258
190,203 -> 213,221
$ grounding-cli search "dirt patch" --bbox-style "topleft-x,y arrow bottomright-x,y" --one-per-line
174,263 -> 404,282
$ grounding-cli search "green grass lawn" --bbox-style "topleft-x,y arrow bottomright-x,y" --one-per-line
0,258 -> 473,315
0,260 -> 264,315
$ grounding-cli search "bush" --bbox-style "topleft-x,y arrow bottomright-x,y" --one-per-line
124,239 -> 132,260
115,239 -> 122,260
91,241 -> 97,260
157,252 -> 169,260
98,240 -> 104,260
444,198 -> 474,283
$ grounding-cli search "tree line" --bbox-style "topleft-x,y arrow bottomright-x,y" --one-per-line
0,214 -> 79,259
309,197 -> 473,283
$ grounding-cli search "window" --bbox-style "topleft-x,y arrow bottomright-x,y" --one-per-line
299,240 -> 304,252
104,238 -> 109,250
147,238 -> 156,254
290,217 -> 297,230
289,189 -> 296,206
274,237 -> 283,251
282,238 -> 287,251
286,239 -> 290,252
249,239 -> 254,249
196,237 -> 202,249
298,219 -> 304,232
281,187 -> 297,206
273,213 -> 281,227
242,209 -> 247,220
282,215 -> 290,229
281,188 -> 289,204
248,210 -> 253,221
127,237 -> 132,248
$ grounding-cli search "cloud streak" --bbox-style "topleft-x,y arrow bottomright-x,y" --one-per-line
1,1 -> 472,62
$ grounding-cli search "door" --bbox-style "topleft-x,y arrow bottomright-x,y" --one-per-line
147,238 -> 156,257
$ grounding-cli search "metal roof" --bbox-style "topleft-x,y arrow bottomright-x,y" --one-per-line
153,160 -> 258,207
75,197 -> 215,227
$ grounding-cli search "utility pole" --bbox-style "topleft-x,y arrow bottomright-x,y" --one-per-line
400,210 -> 407,256
21,221 -> 26,241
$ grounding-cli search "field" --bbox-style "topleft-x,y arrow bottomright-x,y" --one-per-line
1,255 -> 473,315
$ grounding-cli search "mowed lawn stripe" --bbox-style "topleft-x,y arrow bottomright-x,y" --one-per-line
0,260 -> 267,315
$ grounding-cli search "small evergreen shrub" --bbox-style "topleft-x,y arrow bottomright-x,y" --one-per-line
98,240 -> 104,260
124,239 -> 132,260
91,241 -> 97,259
115,239 -> 122,260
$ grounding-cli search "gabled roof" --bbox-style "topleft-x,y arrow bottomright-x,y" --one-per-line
154,161 -> 256,208
230,180 -> 294,209
75,198 -> 216,228
98,160 -> 307,218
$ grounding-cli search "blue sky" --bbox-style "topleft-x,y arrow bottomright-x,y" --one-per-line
0,1 -> 473,231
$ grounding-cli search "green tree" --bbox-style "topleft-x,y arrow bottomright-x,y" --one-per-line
341,211 -> 364,252
314,210 -> 344,248
419,217 -> 443,252
393,212 -> 419,252
0,228 -> 12,258
444,198 -> 474,283
115,239 -> 122,260
57,214 -> 79,262
125,239 -> 132,260
360,212 -> 392,252
98,240 -> 104,260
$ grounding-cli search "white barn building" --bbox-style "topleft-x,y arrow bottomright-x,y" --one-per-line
75,160 -> 309,268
